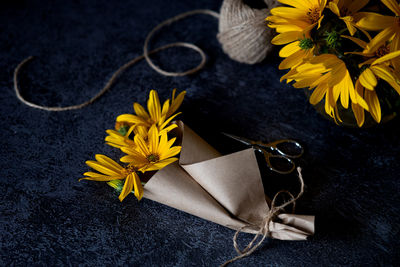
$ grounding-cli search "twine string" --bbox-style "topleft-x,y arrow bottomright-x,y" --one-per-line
13,9 -> 219,111
221,167 -> 305,267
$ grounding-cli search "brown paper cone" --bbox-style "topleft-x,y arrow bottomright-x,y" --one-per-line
143,122 -> 314,239
181,149 -> 269,226
143,162 -> 250,231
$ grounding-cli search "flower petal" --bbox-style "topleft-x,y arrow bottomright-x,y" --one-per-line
351,102 -> 365,127
272,31 -> 302,45
365,90 -> 381,123
359,68 -> 377,90
119,173 -> 135,202
279,49 -> 312,70
271,7 -> 308,20
161,99 -> 170,117
85,161 -> 121,176
80,172 -> 121,181
167,90 -> 186,117
142,158 -> 178,172
381,0 -> 400,15
390,34 -> 400,70
159,124 -> 178,135
309,82 -> 327,105
365,27 -> 395,53
371,65 -> 400,95
116,114 -> 148,125
160,146 -> 181,160
148,125 -> 159,153
356,12 -> 394,31
329,2 -> 340,16
355,79 -> 369,111
372,50 -> 400,65
95,154 -> 123,173
279,41 -> 301,58
133,103 -> 150,119
147,90 -> 161,122
159,112 -> 181,130
134,134 -> 150,156
341,35 -> 367,48
132,173 -> 144,201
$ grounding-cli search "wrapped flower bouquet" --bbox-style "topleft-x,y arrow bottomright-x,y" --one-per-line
79,89 -> 315,262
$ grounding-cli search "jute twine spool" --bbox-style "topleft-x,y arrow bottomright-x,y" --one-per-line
217,0 -> 280,64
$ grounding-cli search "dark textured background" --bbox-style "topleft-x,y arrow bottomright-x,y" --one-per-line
1,0 -> 399,266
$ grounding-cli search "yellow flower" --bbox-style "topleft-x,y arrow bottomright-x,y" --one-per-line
80,154 -> 144,201
267,0 -> 327,33
116,90 -> 184,132
343,34 -> 400,70
356,0 -> 400,65
267,0 -> 326,71
352,50 -> 400,125
120,125 -> 181,172
286,54 -> 366,121
328,0 -> 369,35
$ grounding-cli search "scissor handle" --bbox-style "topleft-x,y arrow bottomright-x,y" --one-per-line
257,148 -> 296,175
264,139 -> 304,159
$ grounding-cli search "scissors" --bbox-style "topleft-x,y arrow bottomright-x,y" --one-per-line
222,133 -> 304,174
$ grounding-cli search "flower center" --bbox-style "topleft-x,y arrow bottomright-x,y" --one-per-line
396,16 -> 400,27
325,31 -> 340,48
375,44 -> 390,58
122,165 -> 137,176
147,154 -> 160,162
307,7 -> 320,24
299,38 -> 314,50
115,122 -> 130,136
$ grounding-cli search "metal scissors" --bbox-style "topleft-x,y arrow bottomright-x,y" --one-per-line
222,133 -> 304,174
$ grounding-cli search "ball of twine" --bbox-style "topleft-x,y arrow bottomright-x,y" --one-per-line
217,0 -> 280,64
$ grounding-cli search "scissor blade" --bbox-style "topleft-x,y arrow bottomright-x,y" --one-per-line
221,132 -> 254,146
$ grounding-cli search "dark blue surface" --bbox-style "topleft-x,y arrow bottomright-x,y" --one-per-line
1,0 -> 399,266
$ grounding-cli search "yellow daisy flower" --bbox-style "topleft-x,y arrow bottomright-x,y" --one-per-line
328,0 -> 369,36
120,125 -> 181,172
287,54 -> 367,121
80,154 -> 144,201
343,34 -> 400,70
267,0 -> 327,33
356,0 -> 400,62
116,90 -> 184,132
342,35 -> 400,93
352,50 -> 400,125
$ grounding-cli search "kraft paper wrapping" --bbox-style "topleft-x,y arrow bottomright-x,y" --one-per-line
143,122 -> 314,240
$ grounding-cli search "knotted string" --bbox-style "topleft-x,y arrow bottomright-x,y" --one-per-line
221,167 -> 305,266
13,9 -> 219,111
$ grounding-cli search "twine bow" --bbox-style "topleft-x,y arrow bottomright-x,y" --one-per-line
221,167 -> 305,266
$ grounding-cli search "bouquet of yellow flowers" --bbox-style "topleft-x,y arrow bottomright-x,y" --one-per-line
80,89 -> 185,201
267,0 -> 400,127
78,89 -> 315,264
